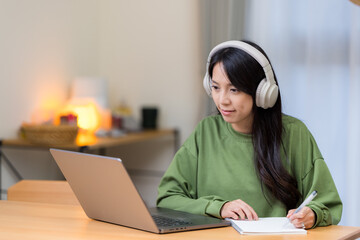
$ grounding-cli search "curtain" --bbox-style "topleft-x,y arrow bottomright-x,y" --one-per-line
200,0 -> 246,115
346,4 -> 360,226
243,0 -> 360,226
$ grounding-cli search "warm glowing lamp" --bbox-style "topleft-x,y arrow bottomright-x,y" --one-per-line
62,100 -> 101,133
71,77 -> 108,109
59,77 -> 109,134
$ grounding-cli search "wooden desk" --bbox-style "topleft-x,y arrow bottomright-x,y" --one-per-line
1,129 -> 177,152
0,200 -> 359,240
0,129 -> 178,196
7,180 -> 79,205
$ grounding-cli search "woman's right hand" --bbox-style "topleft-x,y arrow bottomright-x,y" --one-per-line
220,199 -> 258,220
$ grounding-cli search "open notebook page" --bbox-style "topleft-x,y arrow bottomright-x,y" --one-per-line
227,217 -> 307,235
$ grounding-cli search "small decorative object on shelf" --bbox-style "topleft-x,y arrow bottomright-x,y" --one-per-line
59,113 -> 78,126
20,124 -> 78,145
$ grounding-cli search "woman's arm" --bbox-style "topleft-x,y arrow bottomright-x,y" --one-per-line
157,146 -> 226,218
157,146 -> 227,218
286,158 -> 342,229
283,117 -> 343,228
301,158 -> 343,228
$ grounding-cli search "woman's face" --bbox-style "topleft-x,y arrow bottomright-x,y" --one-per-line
211,62 -> 254,134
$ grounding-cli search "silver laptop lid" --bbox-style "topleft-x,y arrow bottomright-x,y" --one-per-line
50,148 -> 159,233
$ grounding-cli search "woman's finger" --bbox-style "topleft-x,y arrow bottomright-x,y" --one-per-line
286,209 -> 295,218
234,208 -> 246,220
244,205 -> 258,220
289,207 -> 315,229
236,200 -> 258,220
227,210 -> 240,220
221,199 -> 258,220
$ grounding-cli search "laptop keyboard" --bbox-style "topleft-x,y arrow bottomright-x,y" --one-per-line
152,215 -> 192,227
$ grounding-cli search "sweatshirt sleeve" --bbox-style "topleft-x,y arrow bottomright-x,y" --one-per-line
301,158 -> 343,228
156,144 -> 227,218
284,116 -> 343,228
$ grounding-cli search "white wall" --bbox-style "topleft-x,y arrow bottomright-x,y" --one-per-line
0,0 -> 204,140
97,0 -> 204,140
0,0 -> 101,137
0,0 -> 204,202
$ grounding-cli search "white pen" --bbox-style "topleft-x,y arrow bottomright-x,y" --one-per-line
283,190 -> 318,228
293,190 -> 317,214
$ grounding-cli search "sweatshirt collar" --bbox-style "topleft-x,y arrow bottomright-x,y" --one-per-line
224,119 -> 253,142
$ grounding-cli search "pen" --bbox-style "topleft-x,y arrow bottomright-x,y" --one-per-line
294,190 -> 317,214
283,190 -> 317,227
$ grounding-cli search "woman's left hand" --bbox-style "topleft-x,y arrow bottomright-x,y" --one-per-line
286,206 -> 315,229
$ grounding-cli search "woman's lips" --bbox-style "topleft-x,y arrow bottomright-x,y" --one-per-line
221,109 -> 235,116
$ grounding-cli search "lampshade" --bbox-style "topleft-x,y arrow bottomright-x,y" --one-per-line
70,77 -> 108,109
62,101 -> 101,133
61,77 -> 109,133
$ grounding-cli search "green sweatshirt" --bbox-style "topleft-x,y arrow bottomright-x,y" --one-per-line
157,114 -> 342,228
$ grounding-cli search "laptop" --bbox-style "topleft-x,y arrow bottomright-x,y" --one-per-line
50,148 -> 230,233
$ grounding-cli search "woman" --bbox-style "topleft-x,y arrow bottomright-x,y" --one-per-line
157,40 -> 342,229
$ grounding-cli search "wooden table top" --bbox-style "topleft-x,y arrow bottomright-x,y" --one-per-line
1,200 -> 359,240
1,129 -> 176,151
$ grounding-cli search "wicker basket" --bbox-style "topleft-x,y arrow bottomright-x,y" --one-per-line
21,125 -> 78,145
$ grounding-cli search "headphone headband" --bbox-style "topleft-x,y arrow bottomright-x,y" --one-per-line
203,40 -> 278,109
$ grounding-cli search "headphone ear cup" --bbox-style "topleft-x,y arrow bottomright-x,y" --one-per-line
256,79 -> 267,108
256,79 -> 279,109
265,84 -> 279,108
203,72 -> 212,96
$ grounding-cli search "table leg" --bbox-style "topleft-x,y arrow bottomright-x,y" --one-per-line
0,140 -> 2,200
174,129 -> 180,155
0,141 -> 24,200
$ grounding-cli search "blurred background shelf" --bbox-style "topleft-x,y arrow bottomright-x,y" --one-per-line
0,129 -> 178,205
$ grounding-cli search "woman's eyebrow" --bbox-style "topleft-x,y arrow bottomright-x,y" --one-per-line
211,79 -> 234,87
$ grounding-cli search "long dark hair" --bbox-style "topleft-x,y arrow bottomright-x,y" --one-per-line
208,40 -> 301,210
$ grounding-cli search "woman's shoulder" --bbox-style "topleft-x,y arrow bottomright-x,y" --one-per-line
282,114 -> 309,132
198,114 -> 224,126
181,115 -> 225,153
191,115 -> 227,138
281,115 -> 323,174
282,114 -> 318,147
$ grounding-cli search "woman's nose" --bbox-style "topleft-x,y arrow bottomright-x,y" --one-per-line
220,91 -> 230,105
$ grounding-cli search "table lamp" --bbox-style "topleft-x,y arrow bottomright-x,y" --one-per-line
62,77 -> 109,134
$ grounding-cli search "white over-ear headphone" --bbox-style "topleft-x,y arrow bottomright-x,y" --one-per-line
203,40 -> 279,109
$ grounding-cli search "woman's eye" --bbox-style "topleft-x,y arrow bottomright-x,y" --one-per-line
211,85 -> 219,90
230,88 -> 238,93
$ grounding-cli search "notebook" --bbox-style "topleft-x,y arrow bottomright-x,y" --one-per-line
50,148 -> 230,234
227,217 -> 307,235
